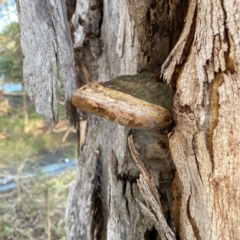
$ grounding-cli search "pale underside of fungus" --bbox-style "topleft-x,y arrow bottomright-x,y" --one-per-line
72,73 -> 173,131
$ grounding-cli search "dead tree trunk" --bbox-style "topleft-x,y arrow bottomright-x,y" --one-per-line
16,0 -> 240,239
65,0 -> 187,239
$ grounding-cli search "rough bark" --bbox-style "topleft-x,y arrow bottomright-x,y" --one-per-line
128,135 -> 176,240
65,0 -> 187,239
15,0 -> 77,127
162,0 -> 240,239
17,0 -> 240,239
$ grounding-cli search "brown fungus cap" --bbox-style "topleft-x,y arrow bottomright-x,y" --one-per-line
72,74 -> 173,131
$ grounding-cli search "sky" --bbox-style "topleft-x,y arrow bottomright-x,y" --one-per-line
0,0 -> 18,32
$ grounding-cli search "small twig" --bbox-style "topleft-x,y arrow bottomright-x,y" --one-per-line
45,188 -> 51,240
61,126 -> 75,143
57,99 -> 64,105
3,91 -> 27,96
15,227 -> 35,240
13,178 -> 33,199
0,170 -> 40,201
128,135 -> 176,240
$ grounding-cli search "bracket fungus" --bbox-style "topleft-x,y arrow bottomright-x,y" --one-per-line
72,73 -> 173,131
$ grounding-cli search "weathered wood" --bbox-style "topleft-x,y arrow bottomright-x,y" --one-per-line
16,0 -> 77,127
16,0 -> 240,238
66,0 -> 187,239
128,135 -> 176,240
162,0 -> 240,239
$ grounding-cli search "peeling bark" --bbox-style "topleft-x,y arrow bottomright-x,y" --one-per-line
16,0 -> 77,127
16,0 -> 240,239
128,135 -> 176,240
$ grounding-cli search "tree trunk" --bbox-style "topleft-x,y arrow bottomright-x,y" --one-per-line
16,0 -> 240,239
65,0 -> 187,239
161,0 -> 240,239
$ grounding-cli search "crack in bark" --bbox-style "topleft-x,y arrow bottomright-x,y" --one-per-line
161,0 -> 197,89
208,73 -> 223,172
186,193 -> 202,240
91,147 -> 104,240
144,227 -> 159,240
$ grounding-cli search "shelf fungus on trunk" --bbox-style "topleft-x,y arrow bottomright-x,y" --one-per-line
72,72 -> 173,131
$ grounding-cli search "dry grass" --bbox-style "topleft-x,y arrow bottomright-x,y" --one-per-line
0,169 -> 76,240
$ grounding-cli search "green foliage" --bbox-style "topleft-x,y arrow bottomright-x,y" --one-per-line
0,169 -> 76,240
0,21 -> 23,83
0,115 -> 77,166
0,94 -> 77,166
0,117 -> 38,164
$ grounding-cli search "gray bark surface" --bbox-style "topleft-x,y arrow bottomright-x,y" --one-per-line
65,0 -> 187,239
17,0 -> 240,239
16,0 -> 77,127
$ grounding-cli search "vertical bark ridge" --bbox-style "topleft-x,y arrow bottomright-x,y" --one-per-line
161,0 -> 197,89
186,194 -> 201,240
162,0 -> 240,239
16,0 -> 77,127
128,135 -> 176,240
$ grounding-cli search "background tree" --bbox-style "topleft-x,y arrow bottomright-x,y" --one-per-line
16,0 -> 240,239
0,0 -> 22,83
0,22 -> 22,83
